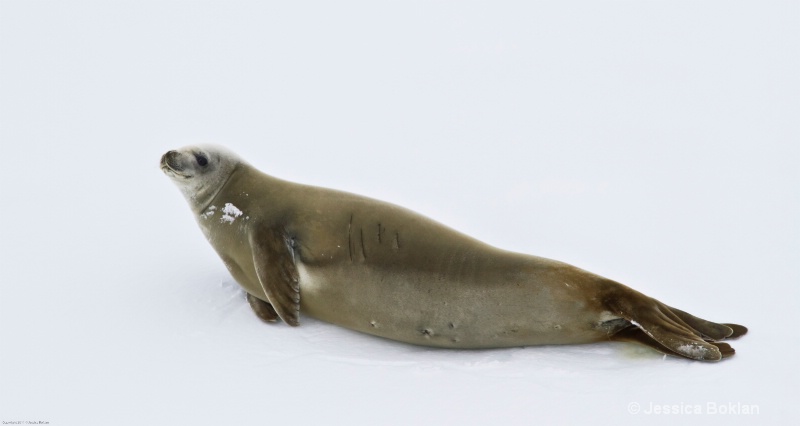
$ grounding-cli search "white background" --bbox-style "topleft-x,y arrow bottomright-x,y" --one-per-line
1,1 -> 797,425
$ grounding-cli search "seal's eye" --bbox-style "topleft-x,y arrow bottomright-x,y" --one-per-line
195,154 -> 209,167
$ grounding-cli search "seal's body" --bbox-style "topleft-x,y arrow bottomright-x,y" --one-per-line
162,145 -> 746,361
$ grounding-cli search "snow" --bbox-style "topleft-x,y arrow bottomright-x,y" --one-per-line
201,205 -> 217,220
677,344 -> 712,360
220,203 -> 243,224
1,1 -> 798,425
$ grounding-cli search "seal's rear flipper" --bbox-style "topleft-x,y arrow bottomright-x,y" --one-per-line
612,326 -> 736,359
607,299 -> 731,360
662,307 -> 747,341
709,341 -> 735,358
250,226 -> 301,326
723,323 -> 748,339
635,313 -> 725,361
612,326 -> 680,357
665,306 -> 734,340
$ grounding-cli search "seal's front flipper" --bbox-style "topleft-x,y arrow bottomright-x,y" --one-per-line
250,226 -> 300,326
247,293 -> 279,322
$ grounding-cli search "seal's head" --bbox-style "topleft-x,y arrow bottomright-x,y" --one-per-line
161,145 -> 241,209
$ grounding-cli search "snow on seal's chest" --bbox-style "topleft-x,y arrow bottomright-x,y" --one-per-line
200,203 -> 248,224
220,203 -> 243,224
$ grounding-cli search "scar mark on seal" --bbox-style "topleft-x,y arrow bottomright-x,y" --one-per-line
392,232 -> 401,251
360,228 -> 367,260
348,214 -> 353,262
377,223 -> 382,243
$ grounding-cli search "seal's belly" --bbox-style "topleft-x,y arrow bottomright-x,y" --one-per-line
296,262 -> 615,348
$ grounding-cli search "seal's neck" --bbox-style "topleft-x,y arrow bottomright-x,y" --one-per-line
184,164 -> 242,215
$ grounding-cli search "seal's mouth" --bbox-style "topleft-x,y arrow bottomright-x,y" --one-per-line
160,151 -> 192,179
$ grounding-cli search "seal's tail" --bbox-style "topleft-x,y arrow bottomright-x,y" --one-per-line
606,290 -> 747,361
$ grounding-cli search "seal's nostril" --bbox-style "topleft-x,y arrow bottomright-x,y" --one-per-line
162,150 -> 184,172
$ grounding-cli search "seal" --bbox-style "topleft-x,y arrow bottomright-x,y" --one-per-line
161,145 -> 747,361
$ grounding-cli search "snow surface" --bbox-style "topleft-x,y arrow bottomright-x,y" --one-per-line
1,1 -> 798,425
